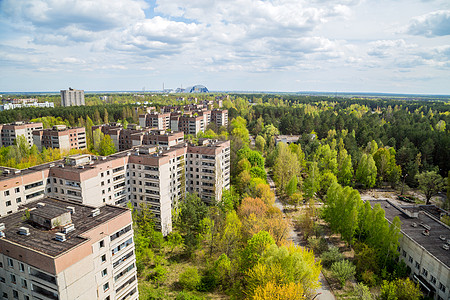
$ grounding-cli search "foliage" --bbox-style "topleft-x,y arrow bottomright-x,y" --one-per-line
356,153 -> 377,188
320,246 -> 344,268
148,265 -> 167,287
273,142 -> 300,194
415,170 -> 445,204
179,267 -> 201,291
253,281 -> 305,300
380,278 -> 422,300
331,259 -> 356,288
353,283 -> 373,300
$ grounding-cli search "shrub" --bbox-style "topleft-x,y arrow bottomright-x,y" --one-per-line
175,291 -> 205,300
354,283 -> 373,300
361,270 -> 377,287
198,269 -> 218,292
147,265 -> 167,287
307,237 -> 328,254
179,267 -> 201,291
321,246 -> 344,268
331,260 -> 356,288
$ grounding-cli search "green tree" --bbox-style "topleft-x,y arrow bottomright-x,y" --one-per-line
179,267 -> 201,290
415,171 -> 445,204
285,175 -> 298,196
99,134 -> 116,156
380,278 -> 422,300
356,153 -> 377,188
255,135 -> 266,153
331,260 -> 356,288
273,142 -> 300,193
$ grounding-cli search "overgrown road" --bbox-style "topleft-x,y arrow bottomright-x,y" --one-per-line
267,173 -> 335,300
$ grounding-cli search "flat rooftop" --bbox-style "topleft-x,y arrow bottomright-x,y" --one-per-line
0,198 -> 129,257
368,200 -> 450,268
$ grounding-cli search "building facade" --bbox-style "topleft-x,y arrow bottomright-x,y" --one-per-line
0,139 -> 231,236
0,197 -> 138,300
369,200 -> 449,300
0,122 -> 43,148
33,125 -> 87,152
60,88 -> 85,107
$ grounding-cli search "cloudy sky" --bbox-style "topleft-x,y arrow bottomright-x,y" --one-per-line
0,0 -> 449,94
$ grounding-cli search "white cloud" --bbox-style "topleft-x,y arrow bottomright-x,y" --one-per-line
407,10 -> 450,37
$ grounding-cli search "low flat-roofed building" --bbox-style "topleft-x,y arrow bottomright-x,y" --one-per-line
0,197 -> 138,300
368,199 -> 450,300
274,135 -> 300,145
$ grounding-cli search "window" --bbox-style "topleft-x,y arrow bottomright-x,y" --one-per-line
103,282 -> 109,291
0,277 -> 5,283
105,297 -> 110,300
102,269 -> 108,277
8,258 -> 13,268
6,201 -> 11,207
402,250 -> 406,257
19,263 -> 24,272
430,275 -> 437,285
439,282 -> 446,293
101,254 -> 106,263
415,261 -> 420,269
100,240 -> 105,248
2,293 -> 7,299
101,181 -> 105,186
15,187 -> 19,193
16,197 -> 21,203
10,274 -> 16,284
107,171 -> 110,175
421,268 -> 428,277
101,173 -> 104,177
21,278 -> 27,288
4,191 -> 10,196
408,256 -> 413,263
12,290 -> 18,299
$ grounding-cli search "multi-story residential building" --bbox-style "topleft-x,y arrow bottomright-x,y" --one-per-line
33,125 -> 86,152
369,200 -> 449,300
0,197 -> 138,300
138,112 -> 170,130
0,122 -> 43,147
211,109 -> 228,128
0,101 -> 54,111
60,88 -> 85,107
135,130 -> 184,148
185,139 -> 230,203
0,139 -> 231,236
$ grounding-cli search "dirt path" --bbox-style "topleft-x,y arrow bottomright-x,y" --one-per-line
267,173 -> 335,300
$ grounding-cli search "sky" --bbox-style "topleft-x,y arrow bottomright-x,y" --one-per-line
0,0 -> 449,94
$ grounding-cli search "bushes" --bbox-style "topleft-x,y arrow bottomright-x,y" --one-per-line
321,246 -> 343,268
179,267 -> 201,291
307,237 -> 328,254
331,260 -> 356,288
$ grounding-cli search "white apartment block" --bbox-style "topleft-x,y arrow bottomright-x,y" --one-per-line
0,139 -> 231,237
0,122 -> 43,148
60,88 -> 85,107
369,200 -> 450,300
0,197 -> 138,300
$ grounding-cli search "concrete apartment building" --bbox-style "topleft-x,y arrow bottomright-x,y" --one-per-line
369,200 -> 449,300
33,125 -> 87,152
0,197 -> 138,300
138,112 -> 170,130
211,109 -> 228,128
0,139 -> 231,236
0,122 -> 43,147
60,88 -> 85,107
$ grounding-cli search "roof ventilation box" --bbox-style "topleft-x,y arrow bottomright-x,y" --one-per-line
18,227 -> 30,236
91,208 -> 100,217
55,232 -> 66,242
62,224 -> 75,234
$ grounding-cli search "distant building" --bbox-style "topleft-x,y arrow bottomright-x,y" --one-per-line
274,135 -> 300,145
33,125 -> 87,152
182,85 -> 209,93
369,200 -> 449,300
60,88 -> 85,107
0,197 -> 138,300
0,121 -> 43,147
211,109 -> 228,128
138,112 -> 171,130
0,101 -> 54,111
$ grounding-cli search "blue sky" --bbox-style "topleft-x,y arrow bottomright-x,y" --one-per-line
0,0 -> 449,94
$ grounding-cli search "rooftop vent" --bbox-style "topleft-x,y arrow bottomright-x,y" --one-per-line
77,165 -> 84,169
0,231 -> 5,238
439,235 -> 446,241
0,223 -> 5,231
443,244 -> 449,251
62,224 -> 75,234
3,170 -> 10,175
411,222 -> 417,227
49,163 -> 55,167
91,208 -> 100,217
422,230 -> 430,236
66,206 -> 75,214
101,157 -> 107,160
14,170 -> 20,174
36,202 -> 46,208
420,222 -> 431,231
55,232 -> 66,242
18,227 -> 30,236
